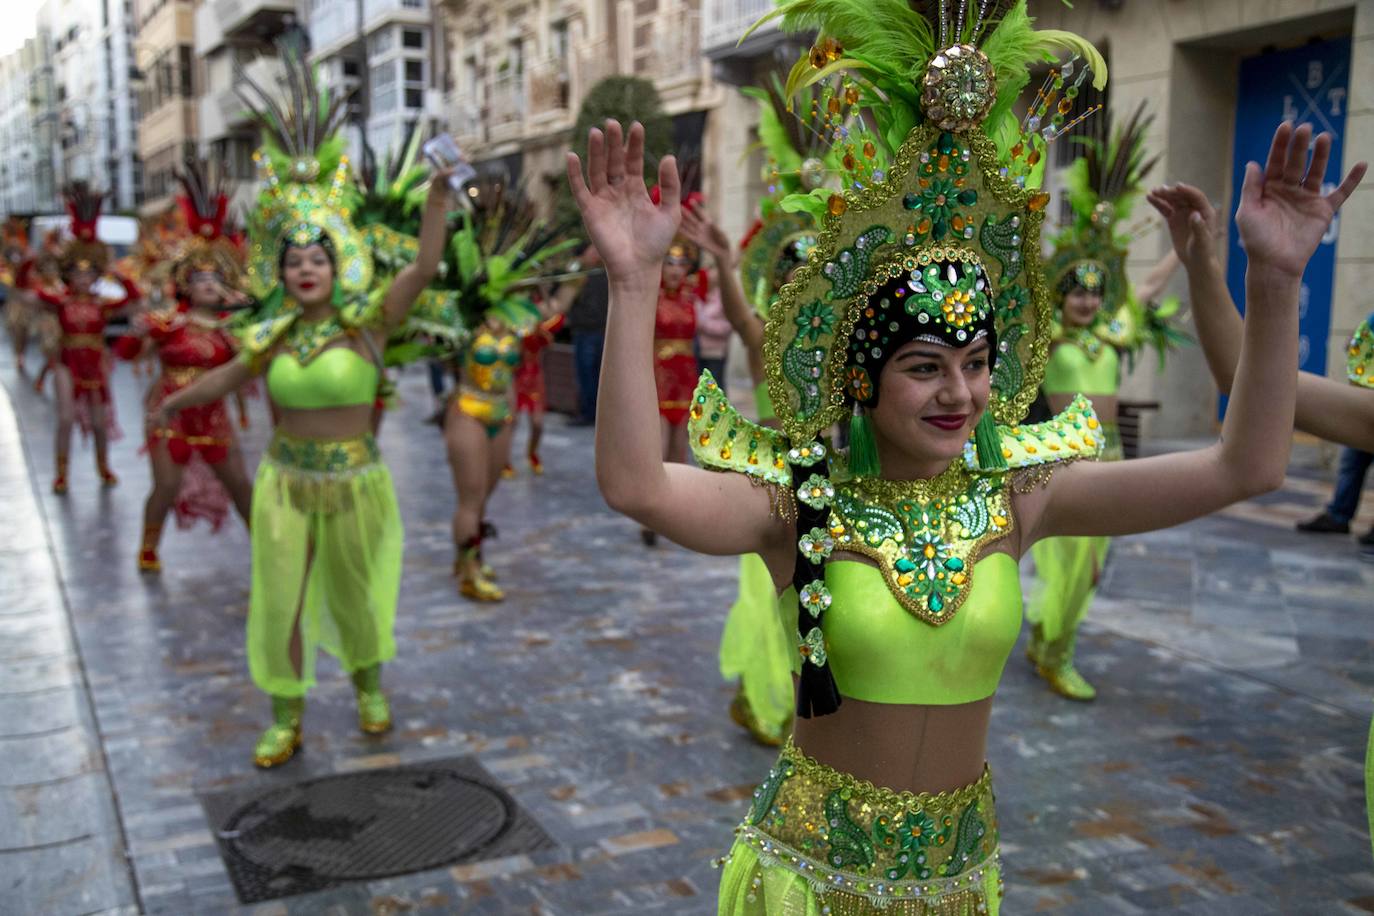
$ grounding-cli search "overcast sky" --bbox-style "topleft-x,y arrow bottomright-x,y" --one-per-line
0,0 -> 43,58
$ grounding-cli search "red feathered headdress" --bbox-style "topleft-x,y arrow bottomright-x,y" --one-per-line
60,182 -> 110,274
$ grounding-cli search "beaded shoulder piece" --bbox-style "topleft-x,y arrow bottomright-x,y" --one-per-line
688,370 -> 795,489
138,306 -> 186,339
1348,317 -> 1374,388
236,293 -> 381,368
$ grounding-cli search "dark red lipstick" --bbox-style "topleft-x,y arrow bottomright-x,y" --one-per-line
922,414 -> 968,431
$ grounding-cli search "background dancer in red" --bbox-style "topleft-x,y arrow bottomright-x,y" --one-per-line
22,184 -> 141,493
118,162 -> 255,572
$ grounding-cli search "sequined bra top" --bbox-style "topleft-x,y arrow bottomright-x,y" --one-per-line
688,372 -> 1104,708
462,328 -> 522,396
1042,333 -> 1120,396
778,554 -> 1020,704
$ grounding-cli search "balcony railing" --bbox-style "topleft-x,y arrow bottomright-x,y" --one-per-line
701,0 -> 777,56
574,38 -> 614,100
210,0 -> 295,41
487,71 -> 525,129
528,57 -> 570,117
644,6 -> 703,85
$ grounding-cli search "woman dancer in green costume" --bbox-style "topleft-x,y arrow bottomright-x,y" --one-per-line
1027,105 -> 1188,700
568,0 -> 1360,909
1146,177 -> 1372,856
151,49 -> 455,767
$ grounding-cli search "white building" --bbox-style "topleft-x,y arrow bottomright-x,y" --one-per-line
192,0 -> 294,213
0,50 -> 42,213
304,0 -> 442,165
40,0 -> 142,210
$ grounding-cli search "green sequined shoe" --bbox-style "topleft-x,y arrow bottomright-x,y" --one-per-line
253,697 -> 303,768
1036,663 -> 1097,701
351,665 -> 392,734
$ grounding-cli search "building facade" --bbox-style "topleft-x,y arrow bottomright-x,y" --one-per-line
305,0 -> 444,167
191,0 -> 295,213
134,0 -> 199,214
441,0 -> 723,216
0,49 -> 44,213
1030,0 -> 1374,439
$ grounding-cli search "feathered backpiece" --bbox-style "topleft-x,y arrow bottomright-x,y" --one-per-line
351,123 -> 430,277
60,182 -> 110,273
437,177 -> 579,332
235,36 -> 371,300
2,216 -> 28,252
171,157 -> 244,291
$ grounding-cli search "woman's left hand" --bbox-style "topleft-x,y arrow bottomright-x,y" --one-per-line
680,202 -> 734,267
1234,121 -> 1366,281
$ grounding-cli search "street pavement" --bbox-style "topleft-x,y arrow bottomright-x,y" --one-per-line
1,349 -> 1372,915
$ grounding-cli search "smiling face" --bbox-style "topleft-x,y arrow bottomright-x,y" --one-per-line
65,266 -> 98,296
1061,286 -> 1102,329
661,257 -> 691,292
281,243 -> 335,307
867,337 -> 993,477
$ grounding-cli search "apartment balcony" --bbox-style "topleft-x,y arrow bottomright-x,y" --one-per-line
528,57 -> 571,121
642,6 -> 706,92
199,58 -> 284,143
485,71 -> 526,140
361,0 -> 430,31
199,0 -> 295,51
700,0 -> 805,85
574,37 -> 615,102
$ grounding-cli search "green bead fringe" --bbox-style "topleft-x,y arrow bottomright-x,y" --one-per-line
848,406 -> 881,478
974,411 -> 1007,470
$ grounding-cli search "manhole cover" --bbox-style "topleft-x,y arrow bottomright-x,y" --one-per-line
201,756 -> 555,903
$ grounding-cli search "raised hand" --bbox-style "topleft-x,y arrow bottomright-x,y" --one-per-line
566,120 -> 681,287
1146,184 -> 1222,269
680,201 -> 734,267
1234,121 -> 1366,279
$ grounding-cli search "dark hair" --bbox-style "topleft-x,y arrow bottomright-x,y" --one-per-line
278,233 -> 337,273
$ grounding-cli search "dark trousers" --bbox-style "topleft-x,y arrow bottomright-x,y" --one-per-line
1326,447 -> 1374,523
572,330 -> 605,423
698,356 -> 727,394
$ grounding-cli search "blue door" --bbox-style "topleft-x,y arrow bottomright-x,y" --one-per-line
1225,37 -> 1351,379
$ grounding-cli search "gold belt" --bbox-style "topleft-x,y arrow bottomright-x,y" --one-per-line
267,432 -> 380,473
162,365 -> 205,386
732,740 -> 999,913
62,333 -> 104,349
655,339 -> 694,360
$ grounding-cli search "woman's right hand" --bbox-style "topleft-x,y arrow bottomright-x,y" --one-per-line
1146,183 -> 1222,271
566,120 -> 681,289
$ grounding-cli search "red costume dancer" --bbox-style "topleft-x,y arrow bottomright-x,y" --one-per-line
23,184 -> 140,493
121,161 -> 254,572
512,312 -> 565,474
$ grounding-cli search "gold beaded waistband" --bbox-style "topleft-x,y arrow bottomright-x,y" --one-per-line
267,432 -> 380,473
62,333 -> 104,349
161,365 -> 206,386
655,339 -> 694,360
732,740 -> 998,914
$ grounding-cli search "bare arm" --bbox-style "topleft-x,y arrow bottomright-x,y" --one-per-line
1149,170 -> 1374,453
381,171 -> 452,329
151,357 -> 255,423
1132,248 -> 1181,306
1025,122 -> 1367,544
567,120 -> 790,564
680,202 -> 765,365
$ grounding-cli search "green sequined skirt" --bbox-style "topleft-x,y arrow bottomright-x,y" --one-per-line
718,741 -> 1001,916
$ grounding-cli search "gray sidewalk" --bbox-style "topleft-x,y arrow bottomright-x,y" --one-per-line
0,390 -> 139,915
0,347 -> 1372,914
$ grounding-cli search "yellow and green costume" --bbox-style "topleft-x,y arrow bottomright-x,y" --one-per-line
1028,103 -> 1187,701
1349,314 -> 1374,857
691,3 -> 1106,911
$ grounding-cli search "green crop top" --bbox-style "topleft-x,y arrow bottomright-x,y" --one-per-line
779,554 -> 1020,705
267,347 -> 378,410
1042,336 -> 1119,396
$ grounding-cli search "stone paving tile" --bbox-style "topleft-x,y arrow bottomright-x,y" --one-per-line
3,353 -> 1374,913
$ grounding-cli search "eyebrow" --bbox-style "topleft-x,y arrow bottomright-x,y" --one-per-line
894,341 -> 991,364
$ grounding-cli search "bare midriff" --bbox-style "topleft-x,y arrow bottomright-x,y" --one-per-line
274,404 -> 377,440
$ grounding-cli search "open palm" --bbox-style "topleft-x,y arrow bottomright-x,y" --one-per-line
1235,122 -> 1366,278
566,120 -> 681,286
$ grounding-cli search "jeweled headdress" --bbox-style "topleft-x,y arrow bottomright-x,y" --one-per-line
1349,313 -> 1374,389
351,124 -> 428,276
235,39 -> 371,299
751,0 -> 1105,450
60,182 -> 110,274
171,157 -> 243,291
